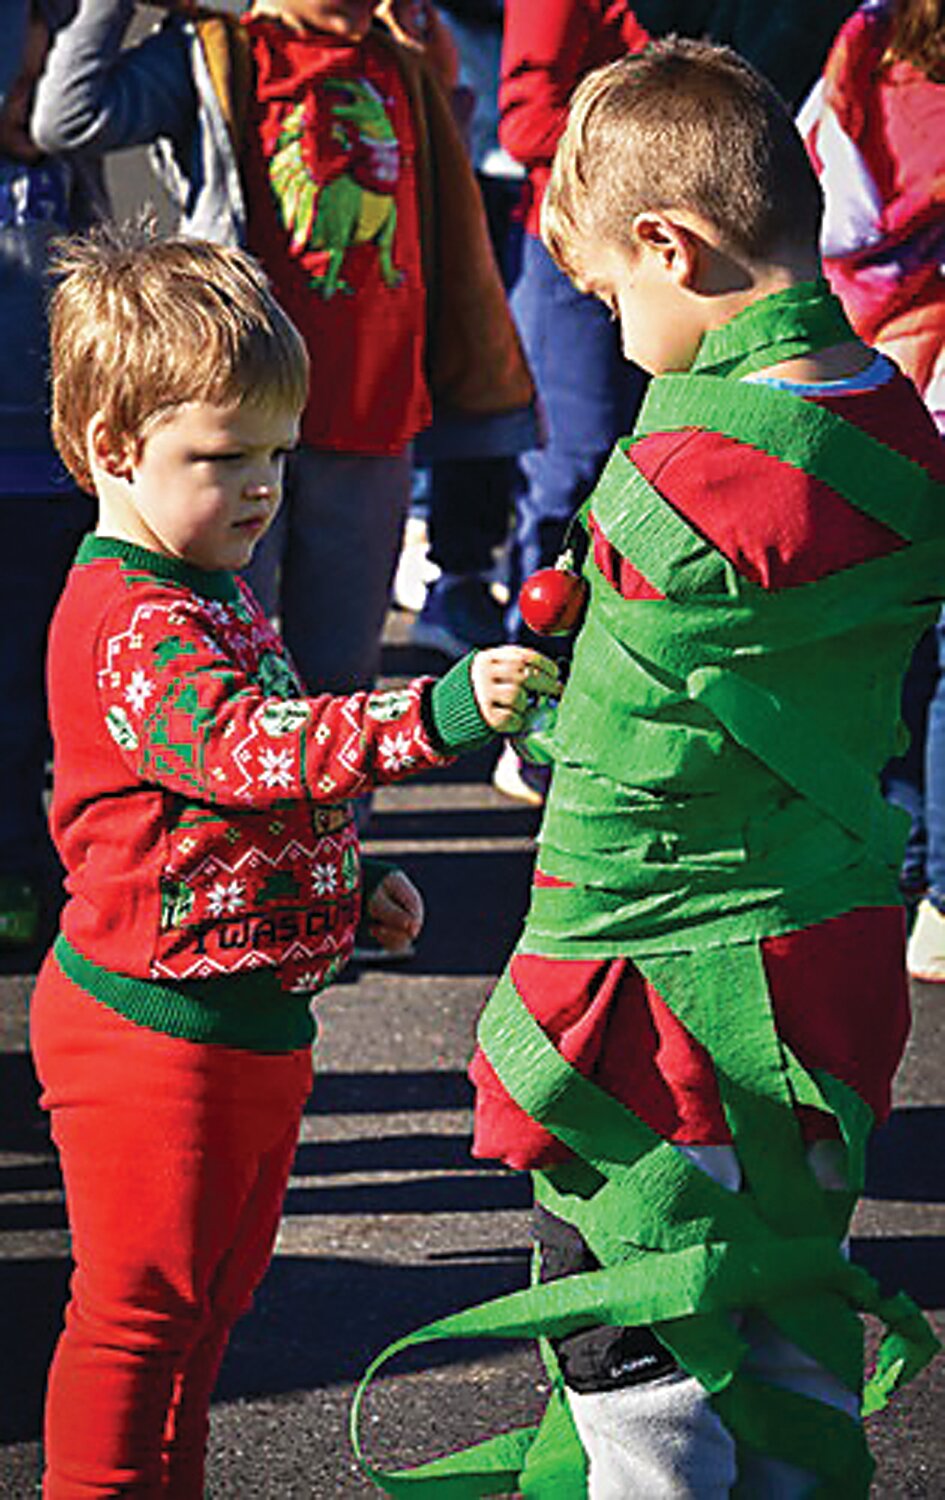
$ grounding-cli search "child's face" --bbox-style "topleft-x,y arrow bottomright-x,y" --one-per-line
578,235 -> 705,377
253,0 -> 375,38
105,399 -> 300,573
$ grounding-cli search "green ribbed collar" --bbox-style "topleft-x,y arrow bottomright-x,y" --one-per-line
76,534 -> 239,603
691,278 -> 854,378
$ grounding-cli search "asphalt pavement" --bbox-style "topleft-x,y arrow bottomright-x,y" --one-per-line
1,613 -> 943,1497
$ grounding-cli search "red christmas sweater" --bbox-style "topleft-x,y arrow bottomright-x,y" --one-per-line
241,17 -> 430,455
47,538 -> 488,1051
499,1 -> 650,237
472,358 -> 945,1166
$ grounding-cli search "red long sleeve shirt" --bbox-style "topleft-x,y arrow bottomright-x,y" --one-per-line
499,0 -> 650,235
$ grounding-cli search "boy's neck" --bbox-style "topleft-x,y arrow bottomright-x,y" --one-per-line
697,256 -> 870,385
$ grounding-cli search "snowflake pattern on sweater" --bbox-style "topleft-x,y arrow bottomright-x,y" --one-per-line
49,541 -> 450,995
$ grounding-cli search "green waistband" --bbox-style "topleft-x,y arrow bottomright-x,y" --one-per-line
53,934 -> 316,1052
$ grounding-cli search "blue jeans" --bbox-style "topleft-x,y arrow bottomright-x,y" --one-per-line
243,445 -> 412,695
505,234 -> 647,643
882,607 -> 945,910
425,173 -> 523,580
0,490 -> 93,877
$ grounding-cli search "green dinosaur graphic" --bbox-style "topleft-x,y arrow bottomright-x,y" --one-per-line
269,80 -> 402,300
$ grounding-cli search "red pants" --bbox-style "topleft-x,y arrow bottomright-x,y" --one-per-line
30,954 -> 313,1498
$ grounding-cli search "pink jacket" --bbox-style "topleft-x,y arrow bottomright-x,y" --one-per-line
800,0 -> 945,420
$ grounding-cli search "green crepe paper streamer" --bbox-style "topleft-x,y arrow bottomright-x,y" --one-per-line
689,278 -> 854,379
714,1376 -> 874,1497
638,374 -> 945,542
862,1291 -> 942,1416
351,969 -> 937,1491
812,1070 -> 874,1197
353,282 -> 941,1495
518,1387 -> 587,1498
686,664 -> 907,866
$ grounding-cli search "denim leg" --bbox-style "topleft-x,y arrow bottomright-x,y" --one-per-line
506,235 -> 647,642
882,624 -> 939,896
243,446 -> 411,695
0,491 -> 92,875
426,455 -> 515,577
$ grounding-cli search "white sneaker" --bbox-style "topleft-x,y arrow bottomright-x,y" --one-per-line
393,515 -> 439,614
492,743 -> 549,808
907,897 -> 945,981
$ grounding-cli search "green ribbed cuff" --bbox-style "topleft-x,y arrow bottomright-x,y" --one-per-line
428,653 -> 495,753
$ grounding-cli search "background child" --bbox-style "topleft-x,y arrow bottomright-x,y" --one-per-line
0,0 -> 104,946
435,38 -> 939,1497
30,225 -> 556,1497
485,0 -> 651,807
800,0 -> 945,981
31,0 -> 536,711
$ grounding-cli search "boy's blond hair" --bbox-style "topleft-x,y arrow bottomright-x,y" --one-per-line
543,38 -> 823,284
49,223 -> 310,491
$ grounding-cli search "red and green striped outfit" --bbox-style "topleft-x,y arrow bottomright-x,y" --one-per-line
355,282 -> 944,1496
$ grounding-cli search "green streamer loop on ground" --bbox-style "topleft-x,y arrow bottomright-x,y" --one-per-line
352,283 -> 941,1495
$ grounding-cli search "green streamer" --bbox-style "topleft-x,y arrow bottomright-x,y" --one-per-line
353,281 -> 941,1496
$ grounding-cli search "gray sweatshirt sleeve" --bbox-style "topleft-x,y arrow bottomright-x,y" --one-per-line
31,0 -> 197,155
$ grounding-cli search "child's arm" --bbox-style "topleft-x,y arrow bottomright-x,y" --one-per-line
499,0 -> 649,169
374,1 -> 459,90
95,584 -> 559,809
31,0 -> 194,158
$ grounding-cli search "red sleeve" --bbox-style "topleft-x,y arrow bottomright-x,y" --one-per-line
95,584 -> 449,808
499,1 -> 649,167
591,417 -> 906,596
498,0 -> 594,168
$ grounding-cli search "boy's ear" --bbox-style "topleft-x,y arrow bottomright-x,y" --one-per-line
87,412 -> 136,481
631,211 -> 700,287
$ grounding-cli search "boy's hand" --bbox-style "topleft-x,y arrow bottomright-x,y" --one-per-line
471,647 -> 561,734
364,869 -> 424,954
374,1 -> 459,87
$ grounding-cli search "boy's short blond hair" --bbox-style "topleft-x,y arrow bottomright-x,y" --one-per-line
49,223 -> 310,491
543,38 -> 823,284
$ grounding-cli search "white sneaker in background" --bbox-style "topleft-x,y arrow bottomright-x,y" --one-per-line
393,514 -> 439,614
907,897 -> 945,981
492,743 -> 549,808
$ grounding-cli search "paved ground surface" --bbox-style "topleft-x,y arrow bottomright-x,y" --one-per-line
1,614 -> 944,1498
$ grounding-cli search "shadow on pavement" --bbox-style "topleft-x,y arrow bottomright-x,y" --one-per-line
851,1236 -> 945,1310
0,1257 -> 69,1444
284,1174 -> 528,1218
365,847 -> 534,976
216,1249 -> 532,1403
0,1049 -> 49,1152
295,1131 -> 497,1174
865,1105 -> 945,1202
303,1068 -> 472,1116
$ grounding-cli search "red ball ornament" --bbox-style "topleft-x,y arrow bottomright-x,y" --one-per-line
518,564 -> 588,636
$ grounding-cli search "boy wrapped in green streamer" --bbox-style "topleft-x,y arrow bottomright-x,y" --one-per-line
355,37 -> 943,1497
